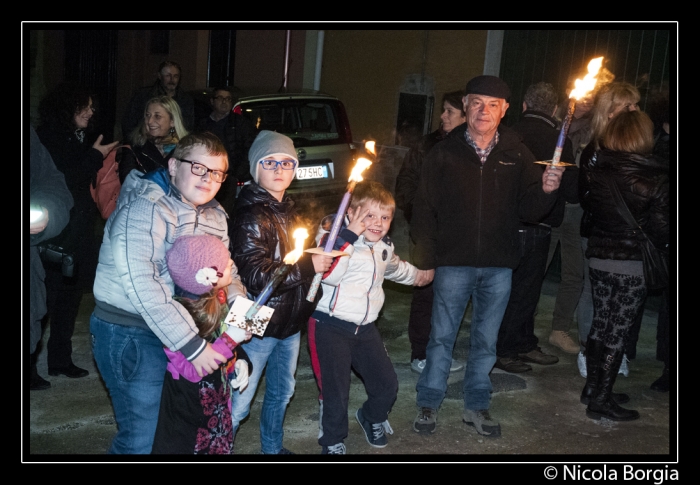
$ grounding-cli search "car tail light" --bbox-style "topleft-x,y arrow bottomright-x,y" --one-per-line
233,105 -> 242,115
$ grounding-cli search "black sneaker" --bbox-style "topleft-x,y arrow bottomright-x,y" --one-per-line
413,407 -> 437,434
355,408 -> 388,448
321,442 -> 346,454
463,409 -> 501,438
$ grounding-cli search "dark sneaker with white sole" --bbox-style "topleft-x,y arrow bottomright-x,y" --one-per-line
322,442 -> 347,454
355,408 -> 391,448
463,409 -> 501,437
413,407 -> 437,434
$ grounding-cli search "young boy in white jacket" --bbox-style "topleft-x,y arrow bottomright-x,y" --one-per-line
309,180 -> 433,454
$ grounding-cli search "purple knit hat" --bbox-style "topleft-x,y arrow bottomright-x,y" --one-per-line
166,235 -> 230,295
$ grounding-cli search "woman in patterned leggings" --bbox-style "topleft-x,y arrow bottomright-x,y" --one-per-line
579,109 -> 669,421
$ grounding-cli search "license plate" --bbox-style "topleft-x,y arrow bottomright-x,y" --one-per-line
296,165 -> 328,180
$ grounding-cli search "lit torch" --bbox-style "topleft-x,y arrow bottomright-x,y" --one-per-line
305,151 -> 374,302
245,228 -> 309,319
537,56 -> 604,167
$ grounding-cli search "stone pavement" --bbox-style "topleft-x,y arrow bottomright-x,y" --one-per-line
25,214 -> 675,463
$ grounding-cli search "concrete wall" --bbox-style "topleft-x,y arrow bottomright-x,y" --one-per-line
234,30 -> 307,93
319,30 -> 488,147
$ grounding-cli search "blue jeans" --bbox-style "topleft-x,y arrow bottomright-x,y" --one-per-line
416,266 -> 512,411
230,332 -> 300,454
90,313 -> 168,454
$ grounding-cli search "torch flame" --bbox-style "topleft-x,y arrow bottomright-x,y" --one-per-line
364,140 -> 376,156
348,158 -> 373,183
570,56 -> 604,100
283,228 -> 309,264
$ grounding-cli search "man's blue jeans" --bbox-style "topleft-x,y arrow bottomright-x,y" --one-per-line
230,332 -> 300,454
90,313 -> 168,454
416,266 -> 512,411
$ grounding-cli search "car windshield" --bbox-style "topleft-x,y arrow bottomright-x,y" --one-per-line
239,99 -> 346,147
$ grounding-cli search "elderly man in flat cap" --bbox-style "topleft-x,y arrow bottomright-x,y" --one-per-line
410,75 -> 564,437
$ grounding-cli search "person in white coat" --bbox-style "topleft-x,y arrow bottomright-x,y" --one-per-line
308,181 -> 432,454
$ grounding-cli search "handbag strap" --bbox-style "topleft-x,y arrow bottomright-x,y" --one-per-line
604,175 -> 653,245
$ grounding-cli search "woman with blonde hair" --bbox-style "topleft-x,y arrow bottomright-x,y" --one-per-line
579,109 -> 668,421
576,81 -> 642,378
118,96 -> 189,183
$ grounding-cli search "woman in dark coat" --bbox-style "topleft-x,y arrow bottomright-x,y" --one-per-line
579,109 -> 669,421
35,83 -> 118,381
394,90 -> 467,373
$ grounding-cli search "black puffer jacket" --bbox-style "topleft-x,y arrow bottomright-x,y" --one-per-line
582,147 -> 669,261
228,183 -> 320,339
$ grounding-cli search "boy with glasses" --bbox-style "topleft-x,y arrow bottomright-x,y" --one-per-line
228,130 -> 333,454
90,132 -> 247,454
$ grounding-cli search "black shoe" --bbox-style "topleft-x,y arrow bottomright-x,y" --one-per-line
30,373 -> 51,391
493,357 -> 532,373
650,367 -> 670,392
48,363 -> 89,378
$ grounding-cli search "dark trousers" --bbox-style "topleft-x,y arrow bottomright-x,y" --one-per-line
408,282 -> 434,361
497,224 -> 551,358
43,267 -> 85,368
309,316 -> 398,447
656,289 -> 670,367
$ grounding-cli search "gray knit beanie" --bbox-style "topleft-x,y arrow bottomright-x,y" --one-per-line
248,130 -> 298,183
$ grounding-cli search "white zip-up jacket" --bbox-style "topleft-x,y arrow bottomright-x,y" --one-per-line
315,219 -> 417,325
92,168 -> 246,360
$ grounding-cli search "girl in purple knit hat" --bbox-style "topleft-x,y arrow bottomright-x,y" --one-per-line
151,234 -> 252,455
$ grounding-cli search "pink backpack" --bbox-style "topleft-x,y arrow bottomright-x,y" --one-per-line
90,145 -> 126,220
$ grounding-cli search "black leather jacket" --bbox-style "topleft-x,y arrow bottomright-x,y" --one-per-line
228,183 -> 320,339
581,146 -> 669,261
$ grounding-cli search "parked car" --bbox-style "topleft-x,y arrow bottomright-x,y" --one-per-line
232,91 -> 374,197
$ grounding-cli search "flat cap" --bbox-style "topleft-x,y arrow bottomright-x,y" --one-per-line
465,75 -> 511,101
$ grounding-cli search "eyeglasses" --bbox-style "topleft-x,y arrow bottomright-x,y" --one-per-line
259,159 -> 297,171
213,96 -> 233,102
179,159 -> 228,183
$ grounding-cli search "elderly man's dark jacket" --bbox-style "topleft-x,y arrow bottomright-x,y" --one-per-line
121,82 -> 195,138
410,122 -> 558,270
510,109 -> 578,227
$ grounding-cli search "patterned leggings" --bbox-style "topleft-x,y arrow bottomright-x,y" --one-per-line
589,268 -> 648,351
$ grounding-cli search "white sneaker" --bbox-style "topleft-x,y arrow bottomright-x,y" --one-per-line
411,358 -> 463,373
411,359 -> 426,374
577,351 -> 587,378
449,359 -> 464,373
619,354 -> 630,377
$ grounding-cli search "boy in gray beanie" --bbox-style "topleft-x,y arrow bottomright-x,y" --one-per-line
228,130 -> 333,454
